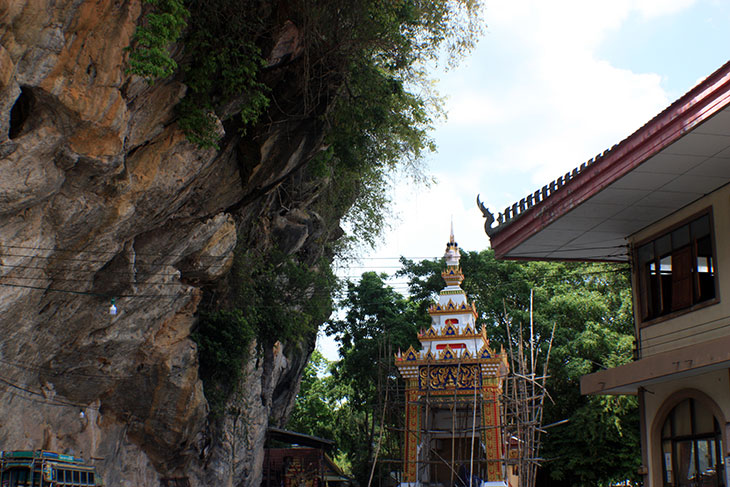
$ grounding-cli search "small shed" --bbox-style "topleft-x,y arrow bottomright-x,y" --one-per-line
263,428 -> 351,487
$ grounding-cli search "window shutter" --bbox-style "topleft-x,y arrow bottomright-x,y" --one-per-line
671,246 -> 692,311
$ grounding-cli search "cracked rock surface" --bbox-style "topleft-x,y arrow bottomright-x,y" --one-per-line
0,2 -> 339,486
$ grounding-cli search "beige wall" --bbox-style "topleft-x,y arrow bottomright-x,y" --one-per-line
630,183 -> 730,358
641,369 -> 730,487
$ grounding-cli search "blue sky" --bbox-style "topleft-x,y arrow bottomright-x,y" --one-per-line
321,0 -> 730,359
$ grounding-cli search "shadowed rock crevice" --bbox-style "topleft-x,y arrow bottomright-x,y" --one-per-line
9,86 -> 34,139
0,2 -> 363,486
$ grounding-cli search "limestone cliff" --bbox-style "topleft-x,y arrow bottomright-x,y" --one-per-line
0,1 -> 343,486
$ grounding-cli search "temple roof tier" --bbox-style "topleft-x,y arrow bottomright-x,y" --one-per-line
428,299 -> 478,317
418,322 -> 488,340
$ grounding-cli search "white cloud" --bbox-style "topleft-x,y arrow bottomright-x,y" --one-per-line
334,0 -> 699,287
634,0 -> 697,18
439,0 -> 675,195
322,0 -> 724,360
447,93 -> 504,125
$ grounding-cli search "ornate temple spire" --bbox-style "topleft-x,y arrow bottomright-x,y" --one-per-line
444,222 -> 461,267
442,225 -> 463,288
394,223 -> 509,486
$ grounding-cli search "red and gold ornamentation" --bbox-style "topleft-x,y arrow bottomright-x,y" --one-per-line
394,229 -> 510,485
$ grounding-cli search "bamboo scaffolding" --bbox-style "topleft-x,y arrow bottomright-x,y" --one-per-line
368,294 -> 555,487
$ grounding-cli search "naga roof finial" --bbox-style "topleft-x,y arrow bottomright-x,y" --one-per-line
476,194 -> 497,237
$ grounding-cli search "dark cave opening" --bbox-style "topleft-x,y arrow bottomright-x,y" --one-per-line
9,87 -> 34,139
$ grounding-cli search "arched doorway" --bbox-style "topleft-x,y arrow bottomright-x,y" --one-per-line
658,394 -> 725,487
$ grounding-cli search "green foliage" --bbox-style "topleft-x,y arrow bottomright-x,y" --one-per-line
311,272 -> 422,486
287,350 -> 341,443
292,272 -> 424,485
177,0 -> 270,146
217,247 -> 337,351
192,309 -> 255,417
175,99 -> 221,149
327,272 -> 423,405
305,0 -> 483,250
321,60 -> 438,250
126,0 -> 188,80
128,0 -> 483,252
128,0 -> 270,146
194,247 -> 336,416
399,249 -> 641,486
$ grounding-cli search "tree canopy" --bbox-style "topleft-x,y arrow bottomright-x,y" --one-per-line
291,249 -> 641,487
400,249 -> 640,486
178,0 -> 487,414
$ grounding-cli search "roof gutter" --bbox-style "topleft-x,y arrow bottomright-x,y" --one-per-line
483,61 -> 730,260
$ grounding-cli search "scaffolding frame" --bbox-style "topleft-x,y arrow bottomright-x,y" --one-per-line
369,298 -> 555,487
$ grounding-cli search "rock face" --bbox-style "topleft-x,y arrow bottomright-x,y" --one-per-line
0,2 -> 338,486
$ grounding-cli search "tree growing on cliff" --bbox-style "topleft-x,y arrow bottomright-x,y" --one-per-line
185,0 -> 487,424
129,0 -> 484,245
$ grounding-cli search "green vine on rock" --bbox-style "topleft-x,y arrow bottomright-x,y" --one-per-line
127,0 -> 269,148
192,309 -> 255,418
178,0 -> 270,148
176,32 -> 270,148
126,0 -> 189,81
175,99 -> 221,149
193,247 -> 337,417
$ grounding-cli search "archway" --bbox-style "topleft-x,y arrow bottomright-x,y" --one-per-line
652,389 -> 727,487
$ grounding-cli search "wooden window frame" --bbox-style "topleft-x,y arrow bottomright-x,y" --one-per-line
660,398 -> 725,487
634,208 -> 719,327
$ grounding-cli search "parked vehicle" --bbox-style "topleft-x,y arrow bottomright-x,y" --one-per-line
0,450 -> 101,487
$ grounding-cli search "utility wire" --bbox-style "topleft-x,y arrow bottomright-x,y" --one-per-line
0,262 -> 209,277
0,274 -> 196,287
0,282 -> 189,299
0,357 -> 136,380
0,243 -> 223,259
0,251 -> 221,267
0,375 -> 99,410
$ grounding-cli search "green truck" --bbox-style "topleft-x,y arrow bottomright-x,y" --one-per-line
0,451 -> 101,487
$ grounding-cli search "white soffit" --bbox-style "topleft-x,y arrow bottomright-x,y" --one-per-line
506,105 -> 730,261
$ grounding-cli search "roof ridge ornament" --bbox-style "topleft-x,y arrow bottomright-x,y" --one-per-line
477,145 -> 604,240
477,194 -> 497,237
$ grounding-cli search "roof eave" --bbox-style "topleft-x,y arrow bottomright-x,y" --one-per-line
487,60 -> 730,260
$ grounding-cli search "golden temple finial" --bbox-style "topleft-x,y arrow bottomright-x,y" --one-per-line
444,221 -> 460,266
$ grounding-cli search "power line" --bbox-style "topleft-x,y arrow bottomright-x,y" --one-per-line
0,375 -> 99,410
0,261 -> 193,277
0,282 -> 188,298
0,357 -> 135,380
0,274 -> 196,287
0,251 -> 229,268
0,281 -> 341,307
0,243 -> 221,259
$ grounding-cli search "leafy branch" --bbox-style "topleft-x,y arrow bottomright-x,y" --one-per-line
126,0 -> 189,81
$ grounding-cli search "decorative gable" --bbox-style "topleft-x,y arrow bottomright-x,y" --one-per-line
404,346 -> 419,361
439,346 -> 457,360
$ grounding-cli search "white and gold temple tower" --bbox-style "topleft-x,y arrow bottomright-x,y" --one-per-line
395,229 -> 509,487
